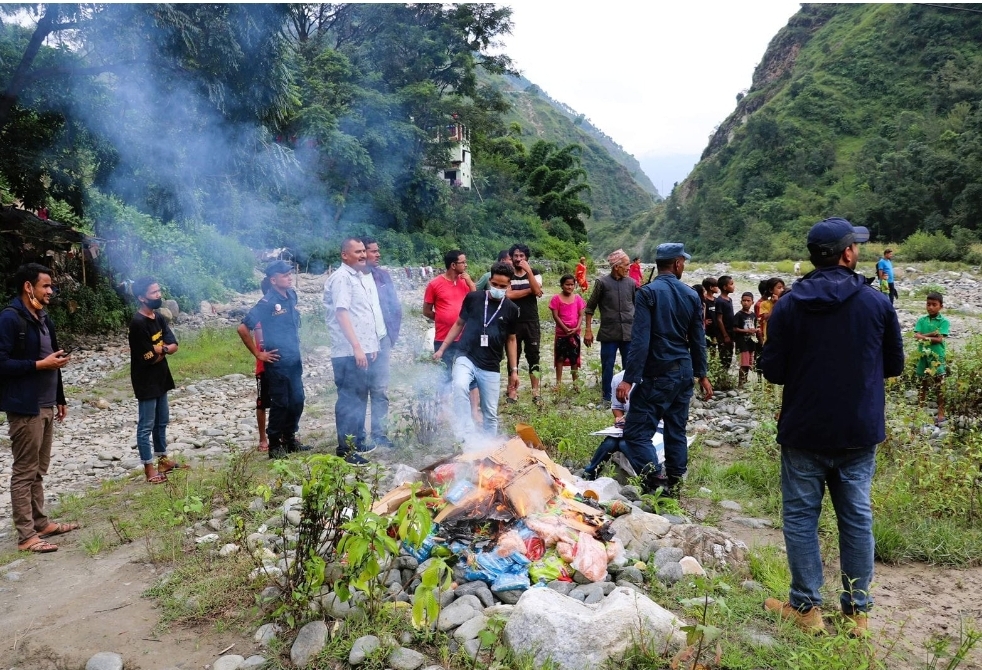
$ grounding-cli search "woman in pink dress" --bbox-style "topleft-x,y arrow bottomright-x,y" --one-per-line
549,275 -> 587,389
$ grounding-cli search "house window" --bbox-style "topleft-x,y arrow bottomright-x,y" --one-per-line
444,170 -> 457,180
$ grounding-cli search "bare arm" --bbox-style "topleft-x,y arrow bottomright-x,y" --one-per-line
237,323 -> 278,363
433,318 -> 465,359
423,302 -> 436,321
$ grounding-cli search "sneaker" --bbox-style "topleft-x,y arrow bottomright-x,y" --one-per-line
581,469 -> 597,481
356,442 -> 377,455
764,598 -> 825,635
340,451 -> 369,465
844,612 -> 869,638
372,436 -> 396,449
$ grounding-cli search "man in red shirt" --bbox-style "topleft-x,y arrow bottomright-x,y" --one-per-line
424,250 -> 476,389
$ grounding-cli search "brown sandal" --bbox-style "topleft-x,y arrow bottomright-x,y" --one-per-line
157,457 -> 189,474
19,538 -> 58,553
39,522 -> 80,539
146,472 -> 168,484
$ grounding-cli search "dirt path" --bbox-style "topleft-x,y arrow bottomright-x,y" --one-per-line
0,537 -> 243,669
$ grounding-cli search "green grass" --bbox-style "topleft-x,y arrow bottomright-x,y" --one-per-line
169,326 -> 255,382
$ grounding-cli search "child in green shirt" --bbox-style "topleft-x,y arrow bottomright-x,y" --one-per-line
914,292 -> 950,425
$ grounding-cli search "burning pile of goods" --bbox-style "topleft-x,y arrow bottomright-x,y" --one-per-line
373,437 -> 635,592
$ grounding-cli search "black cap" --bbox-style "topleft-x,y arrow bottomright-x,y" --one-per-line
264,260 -> 292,277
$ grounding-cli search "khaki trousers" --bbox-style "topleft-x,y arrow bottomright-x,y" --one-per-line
9,407 -> 54,544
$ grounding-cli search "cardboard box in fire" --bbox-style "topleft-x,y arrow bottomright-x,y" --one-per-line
372,438 -> 628,589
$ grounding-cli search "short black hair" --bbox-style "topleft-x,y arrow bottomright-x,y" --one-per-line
718,275 -> 733,289
489,261 -> 514,281
132,277 -> 157,299
341,236 -> 363,253
656,258 -> 677,271
497,249 -> 511,261
702,277 -> 718,289
691,283 -> 705,297
444,249 -> 464,269
926,292 -> 944,305
742,291 -> 754,300
14,263 -> 52,292
809,251 -> 840,268
509,243 -> 530,258
360,235 -> 378,247
559,274 -> 575,285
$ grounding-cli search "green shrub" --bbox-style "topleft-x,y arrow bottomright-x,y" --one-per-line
901,230 -> 958,261
48,277 -> 128,333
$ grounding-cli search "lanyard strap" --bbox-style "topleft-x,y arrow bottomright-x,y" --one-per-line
483,292 -> 504,332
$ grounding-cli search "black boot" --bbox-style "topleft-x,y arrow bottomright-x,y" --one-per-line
285,434 -> 312,453
268,434 -> 287,460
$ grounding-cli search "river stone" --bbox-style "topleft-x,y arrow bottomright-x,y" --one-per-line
504,587 -> 684,670
570,583 -> 604,603
610,510 -> 671,558
212,655 -> 245,670
290,620 -> 328,667
656,562 -> 684,585
463,638 -> 482,659
85,652 -> 123,670
388,647 -> 426,670
547,580 -> 575,596
618,566 -> 645,584
653,546 -> 684,568
493,588 -> 524,604
437,594 -> 483,631
679,556 -> 707,576
255,622 -> 282,645
453,613 -> 489,642
348,635 -> 380,665
240,656 -> 267,670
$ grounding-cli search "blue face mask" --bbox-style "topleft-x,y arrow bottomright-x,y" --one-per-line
489,287 -> 506,300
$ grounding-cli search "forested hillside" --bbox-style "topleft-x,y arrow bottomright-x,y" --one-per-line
0,4 -> 653,324
639,3 -> 982,261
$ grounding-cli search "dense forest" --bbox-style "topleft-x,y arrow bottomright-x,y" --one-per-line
0,4 -> 654,323
635,3 -> 982,262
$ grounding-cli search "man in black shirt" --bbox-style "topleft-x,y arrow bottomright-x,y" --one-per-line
434,262 -> 519,446
505,243 -> 543,403
238,260 -> 308,459
129,277 -> 183,483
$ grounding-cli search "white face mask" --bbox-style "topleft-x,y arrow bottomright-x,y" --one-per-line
489,287 -> 506,300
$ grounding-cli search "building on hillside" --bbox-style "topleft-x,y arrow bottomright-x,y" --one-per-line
433,121 -> 471,190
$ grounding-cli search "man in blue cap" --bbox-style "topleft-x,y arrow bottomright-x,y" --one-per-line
238,260 -> 309,459
617,242 -> 712,496
759,217 -> 903,636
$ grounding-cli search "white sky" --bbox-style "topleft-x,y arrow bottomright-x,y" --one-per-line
500,1 -> 803,191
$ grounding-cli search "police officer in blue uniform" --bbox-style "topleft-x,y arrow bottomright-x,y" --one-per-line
238,260 -> 310,458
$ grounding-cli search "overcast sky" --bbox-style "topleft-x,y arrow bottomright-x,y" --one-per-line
500,1 -> 802,195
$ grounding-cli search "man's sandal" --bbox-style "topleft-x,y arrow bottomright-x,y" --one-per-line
157,457 -> 190,474
19,538 -> 58,553
146,472 -> 168,485
39,522 -> 80,539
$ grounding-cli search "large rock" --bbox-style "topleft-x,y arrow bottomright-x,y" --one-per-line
388,647 -> 426,670
290,620 -> 328,667
504,587 -> 683,670
610,510 -> 671,558
664,524 -> 748,569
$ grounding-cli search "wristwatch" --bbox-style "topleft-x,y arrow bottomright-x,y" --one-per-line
510,366 -> 519,372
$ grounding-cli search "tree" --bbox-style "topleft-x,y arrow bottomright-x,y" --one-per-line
516,140 -> 592,239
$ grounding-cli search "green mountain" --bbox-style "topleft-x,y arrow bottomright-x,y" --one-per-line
482,72 -> 658,250
639,3 -> 982,261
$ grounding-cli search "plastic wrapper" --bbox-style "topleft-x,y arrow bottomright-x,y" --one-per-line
496,529 -> 527,557
465,550 -> 530,586
605,537 -> 627,567
492,571 -> 531,592
529,552 -> 572,583
601,500 -> 632,517
445,480 -> 475,504
570,531 -> 608,582
525,514 -> 573,547
524,536 -> 546,561
430,463 -> 457,485
556,540 -> 576,564
403,533 -> 438,562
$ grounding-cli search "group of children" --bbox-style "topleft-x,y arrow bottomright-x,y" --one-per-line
693,275 -> 787,387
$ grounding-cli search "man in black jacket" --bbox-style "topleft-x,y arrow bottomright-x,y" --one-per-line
759,217 -> 904,636
0,263 -> 75,552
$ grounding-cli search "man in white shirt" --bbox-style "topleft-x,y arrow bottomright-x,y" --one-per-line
323,237 -> 385,463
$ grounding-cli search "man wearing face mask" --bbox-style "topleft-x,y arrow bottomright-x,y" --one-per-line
129,277 -> 184,484
618,243 -> 713,497
434,262 -> 519,446
0,263 -> 75,553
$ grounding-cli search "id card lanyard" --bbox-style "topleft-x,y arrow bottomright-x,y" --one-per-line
481,292 -> 504,347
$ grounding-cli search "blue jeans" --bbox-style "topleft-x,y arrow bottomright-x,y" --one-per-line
136,394 -> 170,464
266,360 -> 305,441
362,336 -> 390,443
585,436 -> 624,475
600,341 -> 630,401
332,355 -> 369,454
622,364 -> 692,481
781,445 -> 877,614
451,356 -> 500,444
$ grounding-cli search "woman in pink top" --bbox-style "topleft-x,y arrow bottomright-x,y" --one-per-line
629,257 -> 643,287
549,275 -> 587,389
